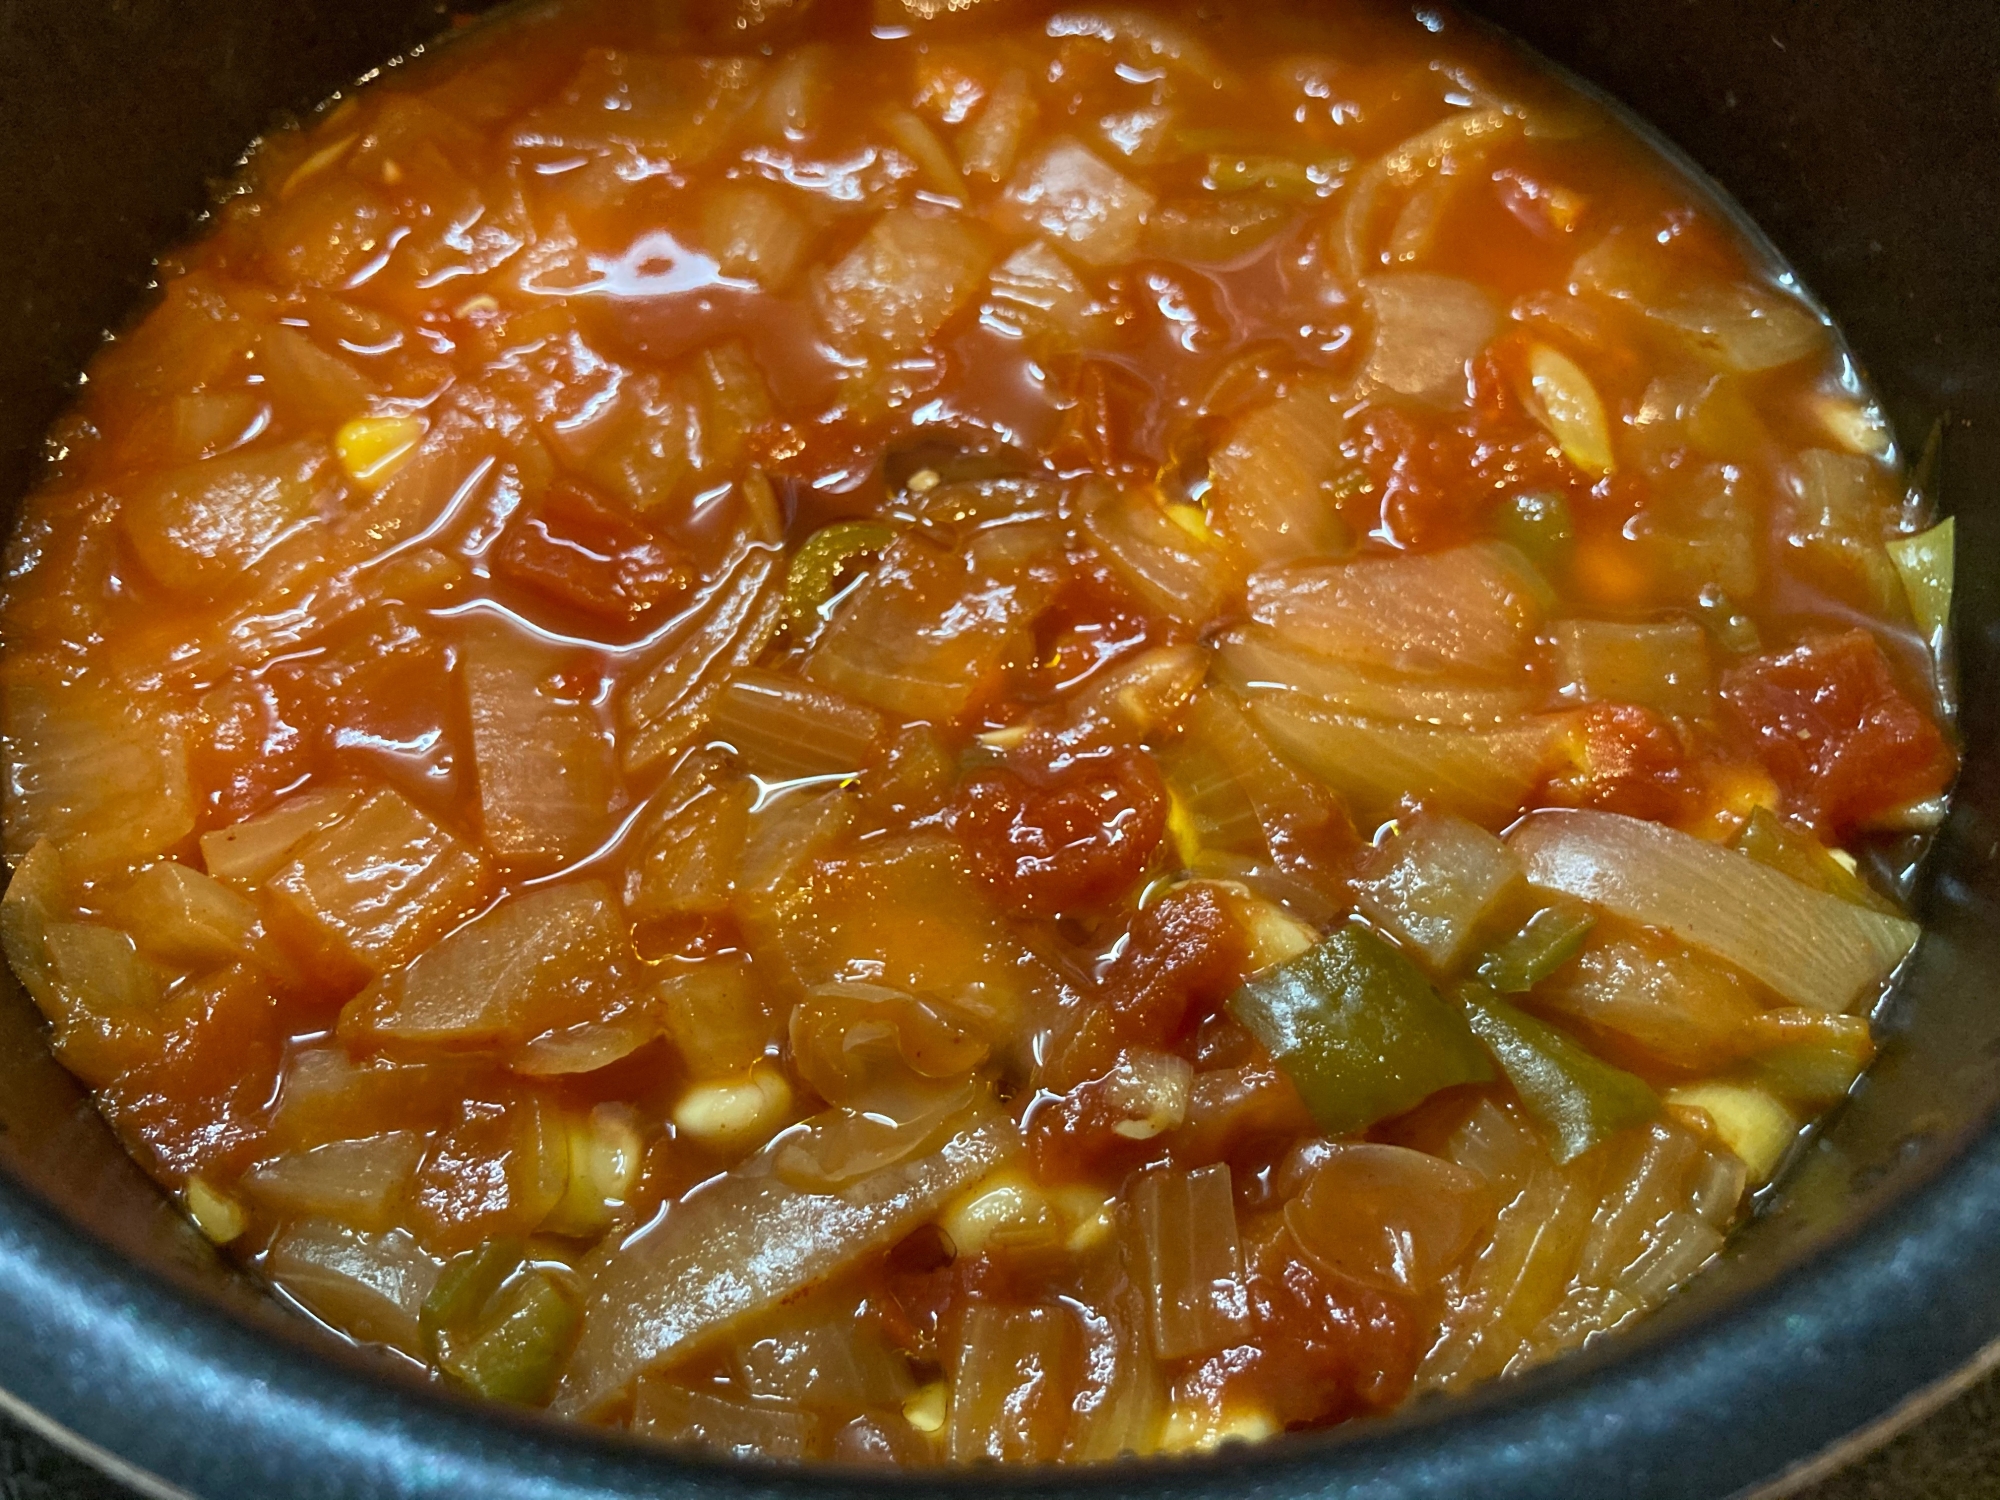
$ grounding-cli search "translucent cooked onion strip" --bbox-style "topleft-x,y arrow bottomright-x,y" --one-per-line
1336,107 -> 1518,283
1509,809 -> 1917,1012
620,545 -> 783,773
558,1095 -> 1017,1416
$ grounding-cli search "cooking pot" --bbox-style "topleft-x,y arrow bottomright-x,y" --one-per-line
0,1 -> 1995,1495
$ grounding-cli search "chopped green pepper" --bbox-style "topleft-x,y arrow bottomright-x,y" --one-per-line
422,1237 -> 581,1404
1475,901 -> 1596,994
784,519 -> 898,632
440,1267 -> 582,1405
1734,806 -> 1898,915
1228,925 -> 1493,1137
1457,984 -> 1657,1163
1495,491 -> 1573,573
421,1236 -> 525,1351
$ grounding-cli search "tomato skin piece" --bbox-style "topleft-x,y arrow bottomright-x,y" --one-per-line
490,478 -> 690,623
1045,883 -> 1248,1093
1720,629 -> 1956,835
950,749 -> 1168,921
1542,703 -> 1698,823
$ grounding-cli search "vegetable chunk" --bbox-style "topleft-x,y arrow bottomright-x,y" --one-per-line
266,787 -> 493,978
1228,925 -> 1493,1136
461,622 -> 614,868
341,880 -> 637,1061
560,1096 -> 1018,1415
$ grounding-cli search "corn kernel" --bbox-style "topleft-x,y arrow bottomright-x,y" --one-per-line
1666,1082 -> 1797,1184
335,415 -> 423,490
543,1104 -> 645,1236
185,1177 -> 247,1245
1160,1401 -> 1278,1453
939,1167 -> 1059,1255
903,1381 -> 949,1434
1164,501 -> 1215,545
671,1062 -> 793,1149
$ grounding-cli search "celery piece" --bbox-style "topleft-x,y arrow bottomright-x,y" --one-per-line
1887,516 -> 1953,645
1458,985 -> 1657,1163
1475,902 -> 1596,994
1735,807 -> 1898,916
1495,490 -> 1573,572
784,519 -> 897,632
440,1268 -> 582,1405
421,1236 -> 525,1356
1228,925 -> 1493,1137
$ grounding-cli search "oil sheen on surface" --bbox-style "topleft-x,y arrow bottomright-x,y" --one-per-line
0,0 -> 1959,1464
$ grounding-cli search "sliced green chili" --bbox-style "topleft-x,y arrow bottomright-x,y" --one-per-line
784,519 -> 897,632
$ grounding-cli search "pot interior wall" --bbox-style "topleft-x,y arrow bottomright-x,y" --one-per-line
0,2 -> 1996,1497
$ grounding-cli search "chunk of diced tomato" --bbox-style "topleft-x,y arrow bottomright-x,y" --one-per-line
950,748 -> 1167,920
1045,883 -> 1247,1091
1541,703 -> 1698,824
1179,1218 -> 1422,1432
490,477 -> 691,623
1720,630 -> 1956,834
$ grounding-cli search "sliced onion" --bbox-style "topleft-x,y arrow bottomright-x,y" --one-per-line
1204,381 -> 1354,566
1246,543 -> 1546,679
620,545 -> 783,773
557,1096 -> 1017,1416
770,1080 -> 978,1193
947,1303 -> 1078,1464
706,667 -> 884,781
1350,811 -> 1523,969
1126,1161 -> 1247,1360
1509,809 -> 1917,1012
1249,696 -> 1572,828
1219,624 -> 1534,727
1283,1143 -> 1492,1292
1080,483 -> 1234,626
788,981 -> 990,1111
998,138 -> 1156,268
1361,274 -> 1499,403
241,1131 -> 426,1231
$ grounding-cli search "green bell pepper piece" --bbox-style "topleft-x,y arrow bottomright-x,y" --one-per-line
1735,806 -> 1898,915
1458,984 -> 1657,1163
1228,924 -> 1494,1137
440,1267 -> 582,1406
1475,901 -> 1596,994
421,1236 -> 525,1355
